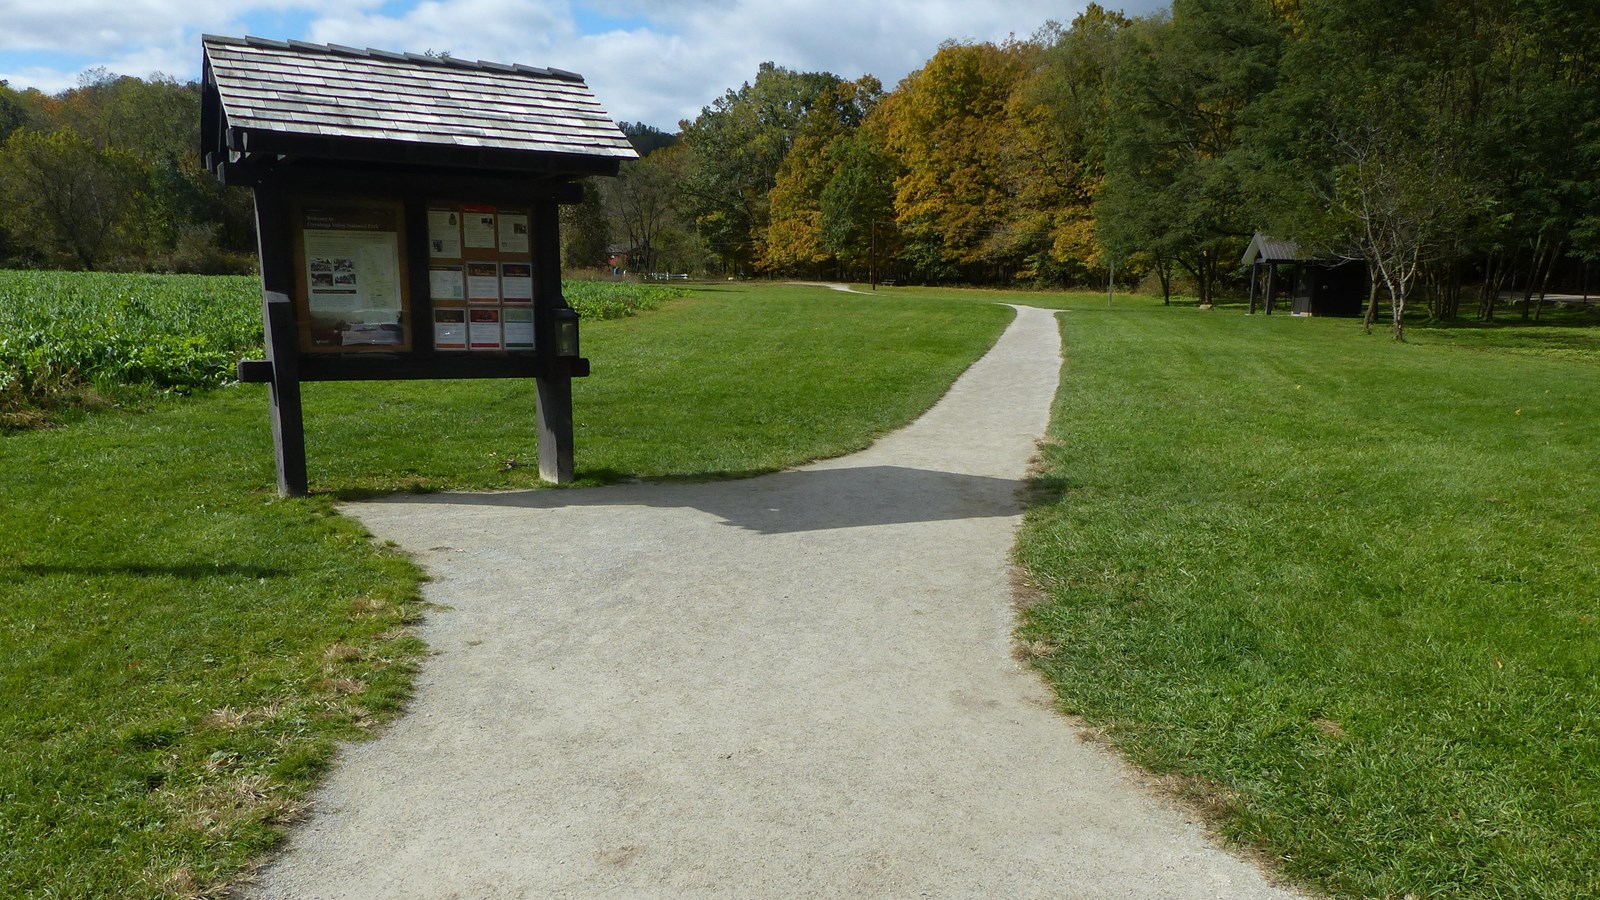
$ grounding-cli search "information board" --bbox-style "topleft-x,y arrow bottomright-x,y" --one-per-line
425,201 -> 536,353
291,199 -> 411,353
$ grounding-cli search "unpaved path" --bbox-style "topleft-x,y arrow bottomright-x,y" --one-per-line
254,305 -> 1298,899
784,281 -> 871,294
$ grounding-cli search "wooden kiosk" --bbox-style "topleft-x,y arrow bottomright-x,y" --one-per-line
201,35 -> 637,496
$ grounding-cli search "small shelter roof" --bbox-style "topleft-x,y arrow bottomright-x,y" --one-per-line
1240,233 -> 1307,266
201,35 -> 637,175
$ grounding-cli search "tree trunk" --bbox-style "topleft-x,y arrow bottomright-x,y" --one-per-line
1521,232 -> 1547,322
1533,241 -> 1564,323
1444,257 -> 1462,320
1479,250 -> 1504,322
1363,266 -> 1380,334
1198,249 -> 1217,307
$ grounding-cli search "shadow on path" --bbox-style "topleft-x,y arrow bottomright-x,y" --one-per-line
252,301 -> 1301,900
380,464 -> 1023,535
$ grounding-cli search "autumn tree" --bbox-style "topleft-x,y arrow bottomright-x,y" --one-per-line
879,40 -> 1037,282
678,63 -> 849,272
763,76 -> 883,275
1011,6 -> 1130,284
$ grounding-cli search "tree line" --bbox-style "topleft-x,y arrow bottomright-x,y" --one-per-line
4,1 -> 1598,340
571,0 -> 1599,338
0,71 -> 255,272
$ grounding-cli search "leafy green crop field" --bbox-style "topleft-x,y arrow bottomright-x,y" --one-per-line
0,272 -> 261,421
563,279 -> 686,320
0,271 -> 686,426
1015,298 -> 1600,898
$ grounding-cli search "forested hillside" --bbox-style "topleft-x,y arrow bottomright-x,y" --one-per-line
0,72 -> 255,273
5,0 -> 1599,330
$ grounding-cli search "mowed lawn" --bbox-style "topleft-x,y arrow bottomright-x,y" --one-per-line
0,282 -> 1009,897
1015,298 -> 1600,898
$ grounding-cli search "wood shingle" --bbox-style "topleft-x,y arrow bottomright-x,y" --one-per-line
201,35 -> 637,175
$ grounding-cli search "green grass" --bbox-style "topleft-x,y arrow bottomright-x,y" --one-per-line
1014,296 -> 1600,898
291,285 -> 1009,492
0,281 -> 1010,897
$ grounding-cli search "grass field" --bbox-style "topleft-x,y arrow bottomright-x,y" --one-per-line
1014,297 -> 1600,898
0,279 -> 1009,897
8,270 -> 1600,897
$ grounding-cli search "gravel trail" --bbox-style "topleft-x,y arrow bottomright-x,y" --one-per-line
254,304 -> 1298,899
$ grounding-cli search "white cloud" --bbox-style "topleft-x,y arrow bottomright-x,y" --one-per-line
295,0 -> 1166,126
0,0 -> 1170,128
0,25 -> 209,93
305,0 -> 575,58
0,0 -> 365,53
0,65 -> 78,94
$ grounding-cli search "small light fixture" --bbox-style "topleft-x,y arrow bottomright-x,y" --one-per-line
554,307 -> 580,357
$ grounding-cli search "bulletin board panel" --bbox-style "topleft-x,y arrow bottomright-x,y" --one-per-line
288,197 -> 413,354
422,199 -> 538,354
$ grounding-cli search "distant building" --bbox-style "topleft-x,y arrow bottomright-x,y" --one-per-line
1241,233 -> 1368,317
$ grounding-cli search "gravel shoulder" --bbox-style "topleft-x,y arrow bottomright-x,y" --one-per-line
253,304 -> 1300,899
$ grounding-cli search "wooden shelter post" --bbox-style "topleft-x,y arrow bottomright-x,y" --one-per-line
1249,262 -> 1260,314
533,200 -> 575,483
252,186 -> 309,497
1265,262 -> 1278,315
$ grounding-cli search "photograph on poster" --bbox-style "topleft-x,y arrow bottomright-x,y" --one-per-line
434,308 -> 467,350
501,262 -> 533,301
502,306 -> 535,349
469,307 -> 502,349
466,261 -> 500,302
301,205 -> 404,348
430,265 -> 466,302
463,204 -> 497,248
499,212 -> 530,255
428,208 -> 462,258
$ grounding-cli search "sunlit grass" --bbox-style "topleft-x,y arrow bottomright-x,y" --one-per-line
1015,296 -> 1600,898
0,281 -> 1009,897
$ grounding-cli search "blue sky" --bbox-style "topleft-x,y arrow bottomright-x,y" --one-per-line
0,0 -> 1167,129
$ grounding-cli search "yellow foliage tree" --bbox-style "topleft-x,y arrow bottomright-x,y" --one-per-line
879,40 -> 1037,279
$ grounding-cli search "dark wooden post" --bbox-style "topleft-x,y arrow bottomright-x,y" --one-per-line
1249,261 -> 1260,314
870,220 -> 877,291
532,199 -> 575,483
252,186 -> 309,497
1265,262 -> 1278,315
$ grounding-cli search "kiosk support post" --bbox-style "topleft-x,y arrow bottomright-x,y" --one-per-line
533,200 -> 576,484
253,188 -> 310,498
537,375 -> 575,483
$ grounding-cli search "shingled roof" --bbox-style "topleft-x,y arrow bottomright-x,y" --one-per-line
201,35 -> 637,175
1240,233 -> 1306,266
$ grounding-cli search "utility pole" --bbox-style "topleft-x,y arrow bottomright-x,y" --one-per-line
870,220 -> 877,291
